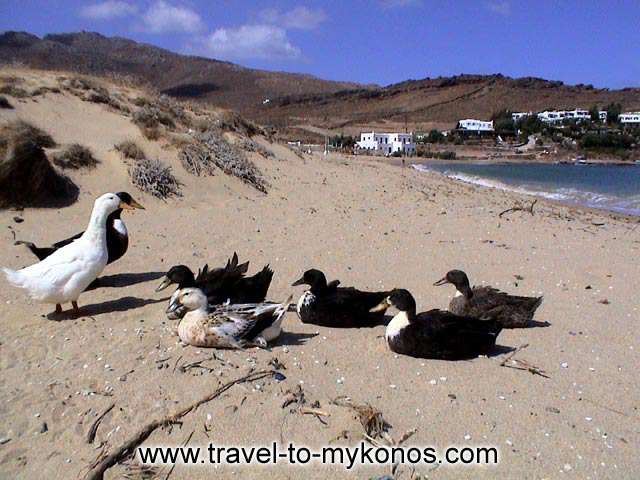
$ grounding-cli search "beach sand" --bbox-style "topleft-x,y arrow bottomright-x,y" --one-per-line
1,73 -> 639,479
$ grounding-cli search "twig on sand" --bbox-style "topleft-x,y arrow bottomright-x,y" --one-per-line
86,403 -> 115,444
499,199 -> 537,218
81,370 -> 276,480
163,430 -> 194,480
499,344 -> 549,378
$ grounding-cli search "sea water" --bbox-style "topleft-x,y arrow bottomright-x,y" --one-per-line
413,162 -> 640,216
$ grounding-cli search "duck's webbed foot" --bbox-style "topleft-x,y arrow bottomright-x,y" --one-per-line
55,304 -> 62,314
71,301 -> 80,317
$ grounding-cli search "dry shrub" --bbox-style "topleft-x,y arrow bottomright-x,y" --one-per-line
214,111 -> 263,137
0,96 -> 13,109
0,126 -> 77,208
31,86 -> 61,97
133,105 -> 175,130
0,84 -> 28,98
54,144 -> 99,169
179,129 -> 268,193
128,158 -> 181,199
238,137 -> 274,158
132,96 -> 150,107
0,120 -> 56,149
115,140 -> 146,160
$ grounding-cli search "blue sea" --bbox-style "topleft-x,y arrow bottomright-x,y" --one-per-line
413,162 -> 640,216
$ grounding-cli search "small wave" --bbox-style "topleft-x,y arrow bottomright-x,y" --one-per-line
413,164 -> 640,216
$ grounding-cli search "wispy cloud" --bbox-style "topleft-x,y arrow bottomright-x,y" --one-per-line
486,0 -> 511,16
379,0 -> 422,9
140,1 -> 204,34
259,6 -> 327,30
190,25 -> 302,61
79,1 -> 137,20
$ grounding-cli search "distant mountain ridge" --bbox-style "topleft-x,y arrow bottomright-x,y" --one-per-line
0,31 -> 363,114
1,31 -> 639,129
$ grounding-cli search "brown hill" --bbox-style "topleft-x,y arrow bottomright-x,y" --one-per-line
0,31 -> 362,114
258,74 -> 640,131
2,31 -> 639,132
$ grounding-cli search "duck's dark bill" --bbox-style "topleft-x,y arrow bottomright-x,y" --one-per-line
155,276 -> 173,292
433,277 -> 449,286
166,299 -> 180,315
369,298 -> 391,313
291,277 -> 305,286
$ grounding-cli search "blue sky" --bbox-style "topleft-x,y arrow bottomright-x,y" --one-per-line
1,0 -> 639,88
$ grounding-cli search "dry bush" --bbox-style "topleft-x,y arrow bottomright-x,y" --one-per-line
133,105 -> 176,131
214,111 -> 263,137
132,96 -> 150,108
0,84 -> 28,98
53,144 -> 99,169
237,137 -> 274,158
0,96 -> 13,109
0,129 -> 78,208
0,120 -> 56,149
115,140 -> 146,160
128,158 -> 181,199
179,129 -> 268,193
31,86 -> 62,97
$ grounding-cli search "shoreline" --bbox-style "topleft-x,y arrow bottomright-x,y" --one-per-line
352,154 -> 640,221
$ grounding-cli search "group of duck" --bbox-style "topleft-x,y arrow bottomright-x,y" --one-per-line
3,192 -> 544,361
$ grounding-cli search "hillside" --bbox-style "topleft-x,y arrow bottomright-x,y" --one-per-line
1,31 -> 639,133
0,31 -> 361,115
258,74 -> 640,131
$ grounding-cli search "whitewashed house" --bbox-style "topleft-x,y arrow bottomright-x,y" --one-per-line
457,119 -> 494,132
619,112 -> 640,127
564,109 -> 590,121
538,110 -> 567,123
599,111 -> 608,122
511,112 -> 532,122
357,132 -> 416,155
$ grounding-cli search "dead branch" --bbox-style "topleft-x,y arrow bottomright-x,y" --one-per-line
86,403 -> 115,444
499,343 -> 549,378
499,199 -> 537,218
82,370 -> 275,480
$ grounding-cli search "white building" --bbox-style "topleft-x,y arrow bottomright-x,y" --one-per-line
357,132 -> 416,155
619,112 -> 640,126
599,110 -> 608,122
457,119 -> 494,132
538,109 -> 591,123
511,112 -> 532,122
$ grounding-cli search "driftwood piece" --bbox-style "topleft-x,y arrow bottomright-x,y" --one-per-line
499,199 -> 537,218
82,370 -> 275,480
86,403 -> 115,444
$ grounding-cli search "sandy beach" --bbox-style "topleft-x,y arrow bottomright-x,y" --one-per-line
1,71 -> 639,480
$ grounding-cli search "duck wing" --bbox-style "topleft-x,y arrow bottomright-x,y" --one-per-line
407,309 -> 502,359
469,286 -> 543,326
310,287 -> 390,327
196,255 -> 251,304
205,311 -> 259,343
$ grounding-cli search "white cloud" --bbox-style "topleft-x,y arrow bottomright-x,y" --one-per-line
260,6 -> 327,30
140,1 -> 204,33
79,1 -> 137,20
486,0 -> 511,16
191,25 -> 302,61
379,0 -> 422,8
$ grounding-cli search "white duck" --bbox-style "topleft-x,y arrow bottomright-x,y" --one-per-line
166,288 -> 290,348
3,193 -> 132,316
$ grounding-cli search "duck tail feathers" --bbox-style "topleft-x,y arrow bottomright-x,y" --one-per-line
2,267 -> 23,287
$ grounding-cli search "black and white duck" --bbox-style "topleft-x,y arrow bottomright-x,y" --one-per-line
3,193 -> 135,316
15,191 -> 143,265
157,253 -> 274,319
291,269 -> 391,328
434,270 -> 543,328
166,287 -> 289,348
370,289 -> 503,359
